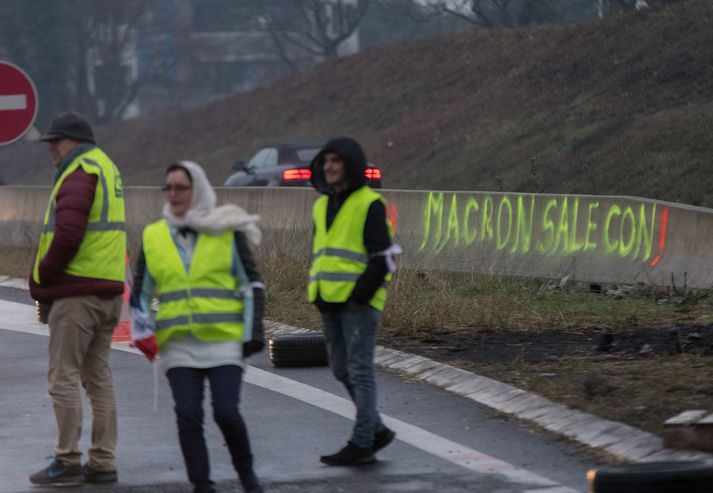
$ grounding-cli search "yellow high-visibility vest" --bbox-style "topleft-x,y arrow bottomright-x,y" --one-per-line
33,147 -> 126,284
308,186 -> 391,311
143,220 -> 244,348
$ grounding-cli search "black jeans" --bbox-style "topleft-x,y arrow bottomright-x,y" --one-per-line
166,365 -> 259,493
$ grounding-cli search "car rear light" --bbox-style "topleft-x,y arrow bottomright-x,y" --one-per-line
282,168 -> 311,181
365,168 -> 382,180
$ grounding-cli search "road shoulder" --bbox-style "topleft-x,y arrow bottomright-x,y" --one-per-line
3,275 -> 711,465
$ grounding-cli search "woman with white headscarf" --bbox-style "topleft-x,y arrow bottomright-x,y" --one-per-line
131,161 -> 264,493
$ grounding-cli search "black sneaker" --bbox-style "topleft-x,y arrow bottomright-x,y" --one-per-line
29,458 -> 83,486
320,442 -> 376,466
373,426 -> 396,453
82,463 -> 118,483
241,476 -> 263,493
194,486 -> 216,493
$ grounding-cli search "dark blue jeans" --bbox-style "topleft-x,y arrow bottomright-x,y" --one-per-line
321,305 -> 384,448
166,365 -> 259,493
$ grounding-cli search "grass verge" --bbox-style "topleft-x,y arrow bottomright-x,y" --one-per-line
259,251 -> 713,437
455,355 -> 713,435
6,244 -> 712,438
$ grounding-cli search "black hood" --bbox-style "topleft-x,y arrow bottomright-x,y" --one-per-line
310,137 -> 367,194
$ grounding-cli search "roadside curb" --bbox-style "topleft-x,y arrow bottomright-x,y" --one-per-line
4,276 -> 711,465
264,319 -> 713,465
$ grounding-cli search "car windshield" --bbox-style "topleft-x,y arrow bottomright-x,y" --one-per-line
296,148 -> 321,163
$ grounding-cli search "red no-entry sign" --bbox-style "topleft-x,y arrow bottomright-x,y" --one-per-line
0,61 -> 38,146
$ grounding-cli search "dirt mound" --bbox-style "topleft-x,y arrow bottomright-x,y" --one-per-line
387,325 -> 713,365
1,0 -> 712,206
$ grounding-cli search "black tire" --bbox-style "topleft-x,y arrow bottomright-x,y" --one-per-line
591,461 -> 713,493
268,333 -> 328,368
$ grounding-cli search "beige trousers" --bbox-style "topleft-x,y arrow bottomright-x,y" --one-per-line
47,295 -> 122,471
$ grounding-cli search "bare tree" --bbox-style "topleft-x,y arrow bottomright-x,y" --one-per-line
423,0 -> 656,27
249,0 -> 372,72
426,0 -> 520,28
597,0 -> 651,17
0,1 -> 75,129
359,0 -> 473,50
67,0 -> 148,123
0,0 -> 170,124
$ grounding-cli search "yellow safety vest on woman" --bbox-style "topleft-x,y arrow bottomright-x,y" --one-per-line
142,220 -> 245,349
308,186 -> 392,311
33,147 -> 126,285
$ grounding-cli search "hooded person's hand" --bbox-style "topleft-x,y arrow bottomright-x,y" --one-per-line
242,340 -> 264,357
243,316 -> 265,357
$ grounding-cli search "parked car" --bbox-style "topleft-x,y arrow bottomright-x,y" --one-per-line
223,140 -> 382,188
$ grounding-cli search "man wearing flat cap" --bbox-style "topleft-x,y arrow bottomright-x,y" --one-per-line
29,112 -> 126,486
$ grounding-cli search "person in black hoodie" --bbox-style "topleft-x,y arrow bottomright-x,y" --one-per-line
308,137 -> 400,466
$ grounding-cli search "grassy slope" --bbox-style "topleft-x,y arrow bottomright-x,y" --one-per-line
1,0 -> 712,209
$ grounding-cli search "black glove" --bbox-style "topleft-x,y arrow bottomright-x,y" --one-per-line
345,299 -> 366,311
243,340 -> 265,357
244,285 -> 265,357
243,316 -> 265,358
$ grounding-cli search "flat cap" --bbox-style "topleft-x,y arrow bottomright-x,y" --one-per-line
39,111 -> 96,144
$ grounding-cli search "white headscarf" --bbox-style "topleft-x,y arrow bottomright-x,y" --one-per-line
162,160 -> 262,246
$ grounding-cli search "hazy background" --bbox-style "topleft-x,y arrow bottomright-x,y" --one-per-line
2,0 -> 710,208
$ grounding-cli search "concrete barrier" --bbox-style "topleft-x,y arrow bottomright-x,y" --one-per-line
385,190 -> 713,289
1,186 -> 711,289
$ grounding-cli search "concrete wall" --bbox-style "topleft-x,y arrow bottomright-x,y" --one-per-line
1,186 -> 712,289
386,190 -> 713,289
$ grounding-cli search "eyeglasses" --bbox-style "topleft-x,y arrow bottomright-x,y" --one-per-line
162,184 -> 191,193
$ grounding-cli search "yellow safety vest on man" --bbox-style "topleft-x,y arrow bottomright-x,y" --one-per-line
308,186 -> 392,311
142,220 -> 245,349
33,147 -> 126,285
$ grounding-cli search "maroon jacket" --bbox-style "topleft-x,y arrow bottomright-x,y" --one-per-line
29,165 -> 124,303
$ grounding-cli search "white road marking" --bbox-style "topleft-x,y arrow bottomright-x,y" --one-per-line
525,488 -> 585,493
0,95 -> 27,111
245,366 -> 574,490
0,298 -> 579,493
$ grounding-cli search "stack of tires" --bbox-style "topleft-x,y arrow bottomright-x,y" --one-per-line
268,333 -> 328,368
588,461 -> 713,492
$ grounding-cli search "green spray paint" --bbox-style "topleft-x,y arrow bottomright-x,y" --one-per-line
443,194 -> 461,251
585,202 -> 599,251
481,195 -> 494,242
512,195 -> 535,254
463,198 -> 479,245
419,192 -> 444,252
538,199 -> 557,254
418,192 -> 658,264
496,197 -> 513,251
554,196 -> 570,254
619,206 -> 636,257
568,198 -> 584,253
603,205 -> 621,253
636,204 -> 655,262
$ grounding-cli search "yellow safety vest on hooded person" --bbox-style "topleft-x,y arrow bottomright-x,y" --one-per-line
33,147 -> 126,285
308,186 -> 392,311
142,220 -> 245,349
